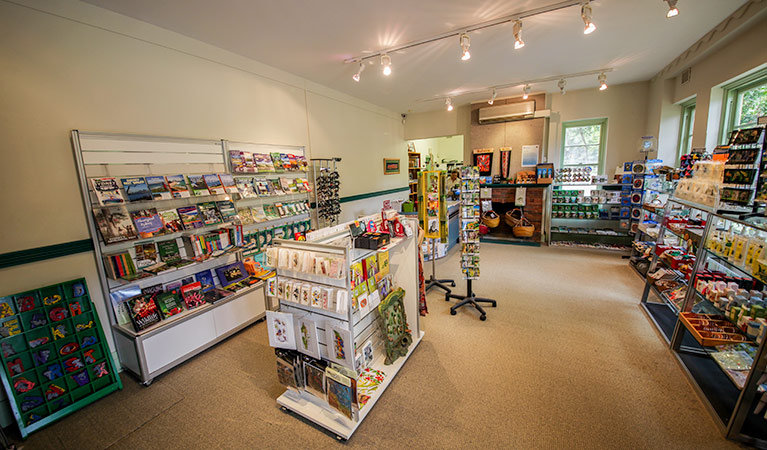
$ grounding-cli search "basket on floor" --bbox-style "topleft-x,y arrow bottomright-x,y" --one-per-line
504,208 -> 523,228
481,211 -> 500,228
512,216 -> 535,238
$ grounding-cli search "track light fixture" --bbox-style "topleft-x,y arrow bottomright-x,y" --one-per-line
488,89 -> 497,105
381,54 -> 392,76
665,0 -> 679,18
459,33 -> 471,61
446,98 -> 454,111
581,2 -> 596,34
598,72 -> 607,91
558,78 -> 567,95
523,84 -> 531,99
352,61 -> 365,82
513,20 -> 525,50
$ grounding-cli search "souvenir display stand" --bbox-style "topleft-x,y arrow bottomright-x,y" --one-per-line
419,169 -> 454,293
71,131 -> 267,385
271,215 -> 422,440
639,195 -> 767,445
310,158 -> 342,229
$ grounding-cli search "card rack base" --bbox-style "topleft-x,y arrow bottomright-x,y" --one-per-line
276,331 -> 423,440
424,238 -> 454,294
445,280 -> 496,321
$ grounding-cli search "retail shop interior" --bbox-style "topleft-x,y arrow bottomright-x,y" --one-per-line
1,0 -> 767,447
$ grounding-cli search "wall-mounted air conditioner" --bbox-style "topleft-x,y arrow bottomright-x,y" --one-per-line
478,101 -> 535,124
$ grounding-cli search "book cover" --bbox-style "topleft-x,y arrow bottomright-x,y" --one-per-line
215,200 -> 238,222
252,178 -> 270,196
177,205 -> 204,229
186,175 -> 208,196
155,291 -> 184,319
215,261 -> 249,287
130,208 -> 165,238
251,206 -> 268,223
238,207 -> 254,225
243,153 -> 256,173
270,152 -> 284,171
180,281 -> 206,310
0,297 -> 15,319
325,366 -> 354,420
158,209 -> 184,233
110,287 -> 139,325
275,352 -> 299,390
303,357 -> 327,399
126,294 -> 162,332
194,269 -> 216,292
253,153 -> 275,172
218,174 -> 238,194
263,205 -> 279,220
157,239 -> 181,263
164,280 -> 183,292
235,177 -> 257,198
198,202 -> 222,226
134,243 -> 157,269
145,176 -> 172,200
229,150 -> 247,173
120,177 -> 153,202
90,177 -> 125,206
141,283 -> 164,299
279,177 -> 293,193
281,153 -> 293,171
203,174 -> 225,195
270,179 -> 285,196
275,203 -> 286,217
165,174 -> 190,198
93,206 -> 138,244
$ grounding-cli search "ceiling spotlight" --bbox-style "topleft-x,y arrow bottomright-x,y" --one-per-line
598,72 -> 608,91
446,98 -> 454,111
523,84 -> 531,99
558,78 -> 567,95
513,20 -> 525,50
381,53 -> 392,76
459,33 -> 471,61
581,2 -> 596,34
488,89 -> 497,105
352,61 -> 365,82
665,0 -> 679,18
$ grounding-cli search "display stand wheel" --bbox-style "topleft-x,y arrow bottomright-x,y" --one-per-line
450,309 -> 456,315
142,379 -> 153,387
480,314 -> 487,321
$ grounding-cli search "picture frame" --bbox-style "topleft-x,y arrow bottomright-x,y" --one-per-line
383,158 -> 400,175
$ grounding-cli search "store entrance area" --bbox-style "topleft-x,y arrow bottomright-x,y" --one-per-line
15,245 -> 734,449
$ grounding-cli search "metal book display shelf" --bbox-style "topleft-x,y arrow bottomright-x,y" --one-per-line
639,195 -> 767,445
272,215 -> 422,440
70,131 -> 296,385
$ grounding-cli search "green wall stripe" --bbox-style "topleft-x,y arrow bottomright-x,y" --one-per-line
310,186 -> 410,208
0,239 -> 94,269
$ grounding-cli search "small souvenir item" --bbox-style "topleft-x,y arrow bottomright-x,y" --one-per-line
276,279 -> 286,299
303,357 -> 327,399
290,283 -> 301,303
275,349 -> 300,390
266,311 -> 296,350
311,286 -> 322,308
358,292 -> 370,316
362,341 -> 375,366
300,284 -> 312,306
325,366 -> 354,420
294,316 -> 321,359
283,281 -> 293,301
321,287 -> 334,310
377,288 -> 413,365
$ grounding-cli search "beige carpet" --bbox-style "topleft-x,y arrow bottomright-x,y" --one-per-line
13,244 -> 740,449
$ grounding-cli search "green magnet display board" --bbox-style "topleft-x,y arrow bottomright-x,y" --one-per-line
0,278 -> 122,438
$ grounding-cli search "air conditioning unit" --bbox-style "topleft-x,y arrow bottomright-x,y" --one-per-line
478,101 -> 535,124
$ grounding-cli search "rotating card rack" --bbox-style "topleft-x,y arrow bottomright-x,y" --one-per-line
272,215 -> 422,440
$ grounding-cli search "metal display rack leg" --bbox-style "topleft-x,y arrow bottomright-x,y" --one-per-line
425,238 -> 455,293
445,279 -> 496,321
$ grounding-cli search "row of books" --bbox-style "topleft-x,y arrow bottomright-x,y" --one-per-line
238,201 -> 309,225
90,173 -> 312,207
229,150 -> 308,174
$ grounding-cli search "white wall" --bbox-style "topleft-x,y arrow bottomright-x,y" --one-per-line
0,0 -> 405,396
404,105 -> 472,161
409,135 -> 464,169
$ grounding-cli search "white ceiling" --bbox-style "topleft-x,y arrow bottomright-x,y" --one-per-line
82,0 -> 746,113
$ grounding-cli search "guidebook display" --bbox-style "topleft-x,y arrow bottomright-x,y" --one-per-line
460,166 -> 481,279
0,279 -> 121,438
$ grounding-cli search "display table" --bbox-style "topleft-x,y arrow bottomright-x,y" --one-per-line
480,184 -> 549,245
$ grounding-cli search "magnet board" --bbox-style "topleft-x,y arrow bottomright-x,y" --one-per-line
0,278 -> 122,438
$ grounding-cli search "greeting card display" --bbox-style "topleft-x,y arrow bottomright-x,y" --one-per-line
459,166 -> 481,279
418,170 -> 446,240
325,324 -> 354,369
0,279 -> 121,438
294,316 -> 321,359
266,311 -> 297,350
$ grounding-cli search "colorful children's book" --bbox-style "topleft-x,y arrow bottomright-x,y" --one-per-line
130,208 -> 165,238
126,294 -> 162,332
229,150 -> 247,173
235,177 -> 258,198
163,174 -> 189,199
90,177 -> 125,205
215,200 -> 238,222
93,206 -> 138,244
270,152 -> 284,171
158,209 -> 184,233
203,174 -> 225,195
238,207 -> 255,225
177,205 -> 204,229
218,174 -> 238,194
155,291 -> 184,319
198,202 -> 222,226
253,153 -> 275,172
186,175 -> 208,196
145,175 -> 172,200
180,281 -> 206,310
134,243 -> 157,269
194,269 -> 216,292
251,207 -> 268,223
121,177 -> 153,202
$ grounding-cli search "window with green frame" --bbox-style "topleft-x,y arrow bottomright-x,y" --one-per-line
721,69 -> 767,143
561,119 -> 607,174
677,100 -> 695,163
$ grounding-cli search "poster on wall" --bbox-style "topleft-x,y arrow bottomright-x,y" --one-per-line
472,149 -> 494,176
521,145 -> 539,167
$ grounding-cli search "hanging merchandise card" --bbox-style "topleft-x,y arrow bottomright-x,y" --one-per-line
266,311 -> 296,350
294,315 -> 321,359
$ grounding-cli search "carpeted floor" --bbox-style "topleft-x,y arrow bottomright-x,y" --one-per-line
12,244 -> 740,449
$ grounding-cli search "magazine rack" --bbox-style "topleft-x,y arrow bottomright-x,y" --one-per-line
71,131 -> 270,385
273,215 -> 423,440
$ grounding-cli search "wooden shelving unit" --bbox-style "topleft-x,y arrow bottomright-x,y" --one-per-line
408,151 -> 420,208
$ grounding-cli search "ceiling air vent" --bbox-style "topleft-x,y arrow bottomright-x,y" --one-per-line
478,101 -> 535,124
681,67 -> 692,85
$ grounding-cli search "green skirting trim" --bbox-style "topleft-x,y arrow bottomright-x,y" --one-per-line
0,239 -> 94,269
480,237 -> 542,247
310,186 -> 410,208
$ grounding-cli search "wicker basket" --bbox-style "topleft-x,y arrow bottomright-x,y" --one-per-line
512,216 -> 535,238
481,211 -> 500,228
504,208 -> 523,228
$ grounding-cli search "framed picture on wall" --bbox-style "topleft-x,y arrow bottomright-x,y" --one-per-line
472,148 -> 494,176
383,158 -> 400,175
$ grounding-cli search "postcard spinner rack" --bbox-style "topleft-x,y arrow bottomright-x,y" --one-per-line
271,214 -> 423,440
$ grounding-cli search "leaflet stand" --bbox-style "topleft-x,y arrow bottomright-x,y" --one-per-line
425,238 -> 455,293
445,280 -> 496,321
